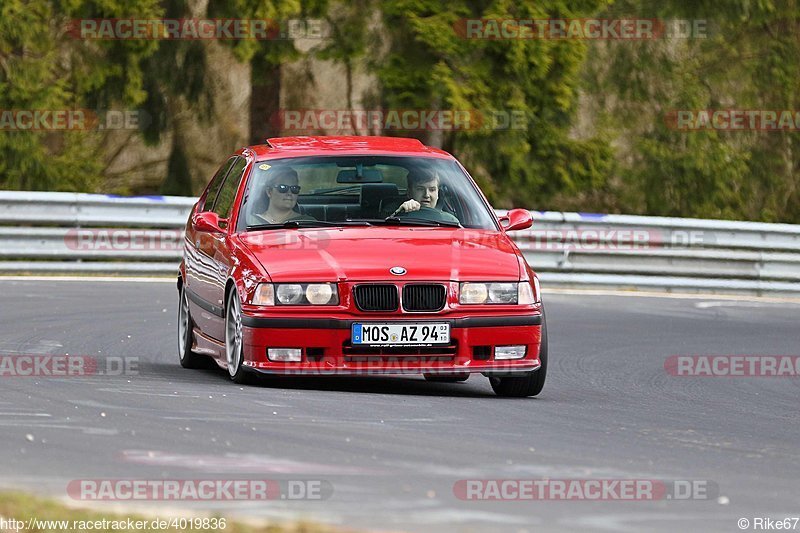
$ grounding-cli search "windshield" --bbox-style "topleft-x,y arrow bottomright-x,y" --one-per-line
237,156 -> 498,231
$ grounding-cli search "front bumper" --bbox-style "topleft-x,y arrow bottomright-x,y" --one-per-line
239,313 -> 542,376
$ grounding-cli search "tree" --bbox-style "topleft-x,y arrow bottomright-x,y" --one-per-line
375,0 -> 614,209
0,0 -> 160,192
584,0 -> 800,222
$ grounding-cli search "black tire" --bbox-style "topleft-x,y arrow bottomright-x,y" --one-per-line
178,285 -> 206,369
225,287 -> 254,384
423,372 -> 470,383
489,309 -> 548,398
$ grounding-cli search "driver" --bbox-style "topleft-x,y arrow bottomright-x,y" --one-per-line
388,169 -> 459,223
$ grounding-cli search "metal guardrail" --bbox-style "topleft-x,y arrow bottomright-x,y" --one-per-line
0,191 -> 194,227
1,191 -> 799,295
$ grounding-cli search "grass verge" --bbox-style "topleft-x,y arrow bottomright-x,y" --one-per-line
0,491 -> 343,533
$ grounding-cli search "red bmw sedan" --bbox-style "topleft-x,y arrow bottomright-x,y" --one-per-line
177,136 -> 547,397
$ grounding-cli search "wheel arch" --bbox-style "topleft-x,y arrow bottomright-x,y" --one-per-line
177,259 -> 187,293
224,278 -> 237,309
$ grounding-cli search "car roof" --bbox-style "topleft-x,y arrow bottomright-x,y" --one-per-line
247,136 -> 454,160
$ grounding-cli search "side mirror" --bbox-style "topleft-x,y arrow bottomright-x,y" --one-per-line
499,209 -> 533,232
193,212 -> 226,233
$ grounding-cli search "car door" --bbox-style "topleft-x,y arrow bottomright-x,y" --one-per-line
195,156 -> 249,341
185,157 -> 236,339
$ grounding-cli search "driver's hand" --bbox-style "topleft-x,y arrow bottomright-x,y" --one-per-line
399,199 -> 421,213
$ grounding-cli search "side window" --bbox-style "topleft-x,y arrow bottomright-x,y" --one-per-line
211,157 -> 247,219
203,158 -> 236,211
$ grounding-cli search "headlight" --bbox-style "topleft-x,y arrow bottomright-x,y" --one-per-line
305,283 -> 335,305
459,282 -> 535,305
460,283 -> 489,304
488,283 -> 517,304
273,283 -> 339,305
252,283 -> 338,306
276,284 -> 305,305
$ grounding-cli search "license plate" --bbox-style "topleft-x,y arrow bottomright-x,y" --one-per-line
352,323 -> 450,346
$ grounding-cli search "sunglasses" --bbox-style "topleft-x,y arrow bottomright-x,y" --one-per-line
272,184 -> 301,194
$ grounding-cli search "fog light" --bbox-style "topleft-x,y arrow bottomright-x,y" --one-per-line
267,348 -> 302,362
494,345 -> 526,360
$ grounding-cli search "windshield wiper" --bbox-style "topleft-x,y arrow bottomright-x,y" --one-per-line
247,220 -> 371,231
359,217 -> 463,228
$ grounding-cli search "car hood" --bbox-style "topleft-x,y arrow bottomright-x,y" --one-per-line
239,227 -> 522,282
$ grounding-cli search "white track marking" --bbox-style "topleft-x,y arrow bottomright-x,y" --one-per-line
694,300 -> 799,308
545,287 -> 800,303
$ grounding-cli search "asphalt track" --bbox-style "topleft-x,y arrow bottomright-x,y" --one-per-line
0,279 -> 799,532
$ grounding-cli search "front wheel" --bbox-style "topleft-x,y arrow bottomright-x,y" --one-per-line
489,311 -> 548,398
225,288 -> 252,384
178,285 -> 206,369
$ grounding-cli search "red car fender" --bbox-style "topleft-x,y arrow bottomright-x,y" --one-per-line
225,234 -> 270,306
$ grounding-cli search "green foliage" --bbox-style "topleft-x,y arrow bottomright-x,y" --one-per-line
0,0 -> 160,191
208,0 -> 304,64
0,0 -> 91,190
585,0 -> 800,222
2,0 -> 799,223
374,0 -> 614,208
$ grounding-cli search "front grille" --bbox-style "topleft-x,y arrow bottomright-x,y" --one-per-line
402,284 -> 446,312
353,284 -> 398,312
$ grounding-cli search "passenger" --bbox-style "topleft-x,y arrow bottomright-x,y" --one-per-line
250,168 -> 315,225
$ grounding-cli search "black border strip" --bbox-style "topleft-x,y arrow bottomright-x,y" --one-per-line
185,287 -> 225,317
455,315 -> 542,328
242,317 -> 350,329
240,314 -> 542,329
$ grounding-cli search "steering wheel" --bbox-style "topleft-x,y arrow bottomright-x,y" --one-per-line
399,206 -> 458,224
